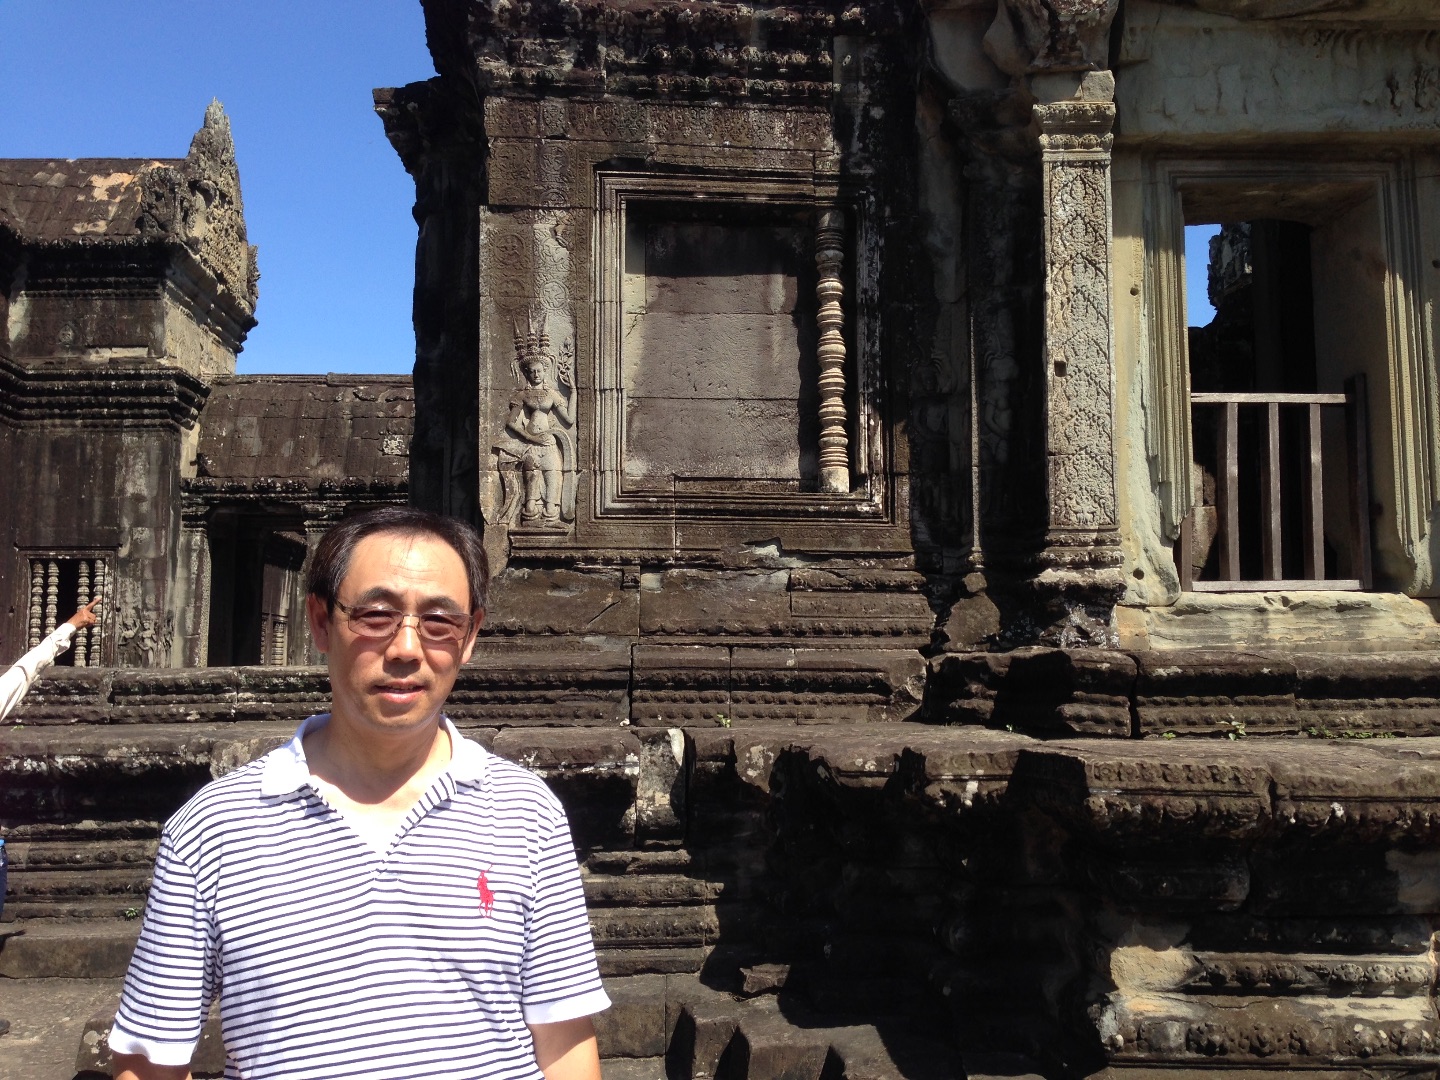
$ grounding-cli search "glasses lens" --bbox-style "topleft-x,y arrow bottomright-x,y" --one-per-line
348,607 -> 402,637
418,612 -> 469,643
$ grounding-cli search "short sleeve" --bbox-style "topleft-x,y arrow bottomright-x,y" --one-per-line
520,806 -> 610,1025
109,833 -> 220,1066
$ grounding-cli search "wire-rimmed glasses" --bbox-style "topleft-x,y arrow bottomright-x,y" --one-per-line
333,600 -> 474,646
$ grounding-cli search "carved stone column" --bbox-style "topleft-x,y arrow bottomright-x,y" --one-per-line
1030,120 -> 1127,635
815,209 -> 851,495
1033,80 -> 1125,605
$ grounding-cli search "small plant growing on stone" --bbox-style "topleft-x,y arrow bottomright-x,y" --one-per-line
123,907 -> 141,920
1222,719 -> 1246,740
1161,731 -> 1177,740
715,713 -> 731,728
1307,725 -> 1396,740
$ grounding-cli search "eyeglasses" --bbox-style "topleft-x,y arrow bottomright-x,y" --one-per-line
333,600 -> 474,645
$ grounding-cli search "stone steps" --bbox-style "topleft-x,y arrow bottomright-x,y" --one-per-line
15,972 -> 957,1080
0,919 -> 141,979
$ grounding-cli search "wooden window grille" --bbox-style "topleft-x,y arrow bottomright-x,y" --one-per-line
26,555 -> 109,666
1179,375 -> 1372,592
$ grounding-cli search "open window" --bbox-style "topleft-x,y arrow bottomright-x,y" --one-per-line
1145,160 -> 1433,593
1181,219 -> 1372,590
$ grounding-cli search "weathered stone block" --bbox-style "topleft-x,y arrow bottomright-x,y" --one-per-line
639,571 -> 791,636
492,728 -> 640,851
1293,652 -> 1440,737
485,137 -> 591,209
927,651 -> 1012,726
998,647 -> 1135,736
634,726 -> 687,841
1009,742 -> 1274,844
593,905 -> 723,949
482,569 -> 638,636
1269,741 -> 1440,845
594,974 -> 669,1059
631,645 -> 731,727
9,668 -> 111,725
451,638 -> 631,725
624,396 -> 808,481
1116,2 -> 1440,140
0,920 -> 139,979
730,648 -> 925,724
1132,650 -> 1298,736
598,947 -> 710,978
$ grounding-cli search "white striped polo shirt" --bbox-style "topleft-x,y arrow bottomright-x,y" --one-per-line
110,715 -> 610,1080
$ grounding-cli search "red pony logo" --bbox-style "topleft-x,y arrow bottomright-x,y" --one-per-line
477,867 -> 495,916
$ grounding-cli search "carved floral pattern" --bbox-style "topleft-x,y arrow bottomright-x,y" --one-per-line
1045,159 -> 1117,530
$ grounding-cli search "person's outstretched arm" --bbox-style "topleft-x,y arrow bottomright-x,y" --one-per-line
0,597 -> 101,720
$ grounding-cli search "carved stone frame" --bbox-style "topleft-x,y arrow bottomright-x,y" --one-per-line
593,169 -> 886,526
1143,156 -> 1434,588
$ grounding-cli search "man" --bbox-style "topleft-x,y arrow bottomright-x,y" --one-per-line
110,507 -> 608,1080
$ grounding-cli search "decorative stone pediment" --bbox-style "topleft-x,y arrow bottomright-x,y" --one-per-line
137,101 -> 259,313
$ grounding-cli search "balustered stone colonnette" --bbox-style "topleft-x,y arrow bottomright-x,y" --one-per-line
5,651 -> 1440,1078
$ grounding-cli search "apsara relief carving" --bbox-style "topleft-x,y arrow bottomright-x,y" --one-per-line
490,306 -> 577,532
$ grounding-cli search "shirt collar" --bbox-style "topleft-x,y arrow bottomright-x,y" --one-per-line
259,713 -> 487,798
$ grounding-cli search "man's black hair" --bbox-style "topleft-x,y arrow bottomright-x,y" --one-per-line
306,506 -> 488,616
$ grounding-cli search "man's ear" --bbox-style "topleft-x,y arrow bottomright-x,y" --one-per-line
306,594 -> 333,655
460,609 -> 484,665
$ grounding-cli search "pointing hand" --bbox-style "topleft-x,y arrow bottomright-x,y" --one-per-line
65,595 -> 102,631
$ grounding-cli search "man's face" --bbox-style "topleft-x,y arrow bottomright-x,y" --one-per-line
306,531 -> 480,738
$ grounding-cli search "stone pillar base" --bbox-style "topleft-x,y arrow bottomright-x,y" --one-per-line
1029,530 -> 1126,646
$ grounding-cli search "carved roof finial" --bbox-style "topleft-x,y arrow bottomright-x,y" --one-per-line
188,99 -> 236,171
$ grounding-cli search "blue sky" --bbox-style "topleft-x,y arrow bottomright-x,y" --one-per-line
1186,224 -> 1221,327
0,0 -> 435,374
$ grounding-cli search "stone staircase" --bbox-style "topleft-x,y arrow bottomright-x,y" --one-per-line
0,665 -> 961,1078
9,654 -> 1440,1077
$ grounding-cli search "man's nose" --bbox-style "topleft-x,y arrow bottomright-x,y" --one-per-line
385,616 -> 425,659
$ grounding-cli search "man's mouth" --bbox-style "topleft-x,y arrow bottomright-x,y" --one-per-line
375,681 -> 424,701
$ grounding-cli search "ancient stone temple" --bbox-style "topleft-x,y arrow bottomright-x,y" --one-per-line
0,104 -> 415,670
7,2 -> 1440,1078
